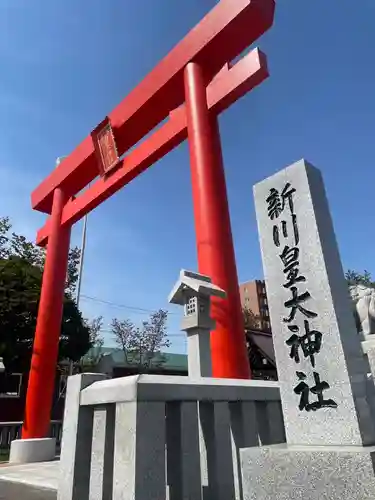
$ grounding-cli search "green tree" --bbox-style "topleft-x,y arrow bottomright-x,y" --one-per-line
0,257 -> 41,373
345,269 -> 375,287
0,217 -> 11,259
111,309 -> 170,372
0,216 -> 92,374
0,216 -> 81,296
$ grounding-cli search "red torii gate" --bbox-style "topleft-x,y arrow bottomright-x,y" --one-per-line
23,0 -> 275,439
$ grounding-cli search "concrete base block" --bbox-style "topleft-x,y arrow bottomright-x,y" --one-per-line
9,438 -> 56,464
240,443 -> 375,500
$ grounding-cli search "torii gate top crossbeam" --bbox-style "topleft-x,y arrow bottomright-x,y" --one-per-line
31,0 -> 275,216
36,48 -> 268,246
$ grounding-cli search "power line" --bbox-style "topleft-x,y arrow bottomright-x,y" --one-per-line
82,294 -> 186,340
81,294 -> 179,316
99,328 -> 186,338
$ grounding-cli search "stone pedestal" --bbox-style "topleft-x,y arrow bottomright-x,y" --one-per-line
9,437 -> 56,464
362,335 -> 375,379
187,328 -> 212,378
241,444 -> 375,500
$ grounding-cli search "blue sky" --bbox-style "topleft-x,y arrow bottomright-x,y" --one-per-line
0,0 -> 374,353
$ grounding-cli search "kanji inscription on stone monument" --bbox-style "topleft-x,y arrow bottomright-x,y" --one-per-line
254,159 -> 375,446
265,177 -> 336,411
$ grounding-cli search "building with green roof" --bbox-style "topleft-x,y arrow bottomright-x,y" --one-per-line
82,328 -> 276,380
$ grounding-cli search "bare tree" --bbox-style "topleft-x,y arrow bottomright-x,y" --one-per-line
83,316 -> 105,368
111,318 -> 137,366
61,316 -> 104,374
111,309 -> 170,372
243,307 -> 261,331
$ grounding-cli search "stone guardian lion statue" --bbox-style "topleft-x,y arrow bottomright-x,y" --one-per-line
349,284 -> 375,336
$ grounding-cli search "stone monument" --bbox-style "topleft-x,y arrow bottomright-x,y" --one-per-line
240,159 -> 375,499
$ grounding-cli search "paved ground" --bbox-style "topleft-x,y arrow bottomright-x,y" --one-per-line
0,461 -> 59,499
0,480 -> 56,500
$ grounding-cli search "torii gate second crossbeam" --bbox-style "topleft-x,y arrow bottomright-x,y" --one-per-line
23,0 -> 275,440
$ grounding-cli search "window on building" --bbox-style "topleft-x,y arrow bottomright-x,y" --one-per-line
244,287 -> 248,294
0,373 -> 22,398
264,297 -> 268,306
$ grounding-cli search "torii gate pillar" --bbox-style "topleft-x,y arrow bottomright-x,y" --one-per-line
184,62 -> 250,378
22,188 -> 71,439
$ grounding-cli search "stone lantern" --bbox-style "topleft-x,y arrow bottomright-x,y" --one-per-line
168,269 -> 226,378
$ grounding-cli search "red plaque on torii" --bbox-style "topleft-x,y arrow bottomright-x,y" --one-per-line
92,117 -> 120,176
